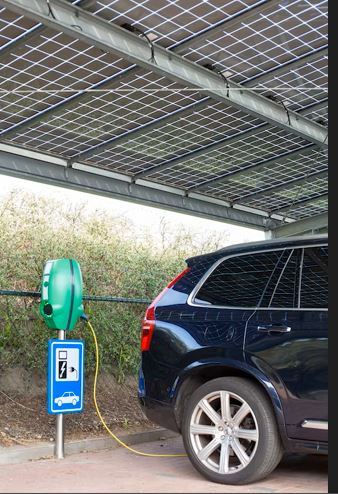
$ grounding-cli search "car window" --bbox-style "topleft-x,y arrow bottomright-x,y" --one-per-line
300,246 -> 328,309
194,249 -> 296,308
260,248 -> 302,309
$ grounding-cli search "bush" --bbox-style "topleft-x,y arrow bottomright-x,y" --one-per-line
0,191 -> 226,381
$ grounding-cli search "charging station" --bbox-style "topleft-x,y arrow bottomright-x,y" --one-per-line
40,258 -> 84,331
40,258 -> 85,459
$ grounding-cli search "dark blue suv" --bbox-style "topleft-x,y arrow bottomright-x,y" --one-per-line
138,235 -> 328,485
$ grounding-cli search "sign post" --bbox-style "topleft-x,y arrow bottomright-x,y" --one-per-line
55,330 -> 65,460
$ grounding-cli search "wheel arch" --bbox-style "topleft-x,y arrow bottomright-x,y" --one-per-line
173,359 -> 288,447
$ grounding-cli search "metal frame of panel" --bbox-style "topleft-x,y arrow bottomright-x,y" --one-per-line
270,212 -> 328,237
70,51 -> 327,164
1,0 -> 328,148
0,0 -> 275,141
0,145 -> 281,230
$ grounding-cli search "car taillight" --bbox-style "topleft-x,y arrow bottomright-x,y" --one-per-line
141,267 -> 190,352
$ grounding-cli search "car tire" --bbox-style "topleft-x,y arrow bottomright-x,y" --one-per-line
72,399 -> 76,405
58,400 -> 62,406
182,377 -> 284,485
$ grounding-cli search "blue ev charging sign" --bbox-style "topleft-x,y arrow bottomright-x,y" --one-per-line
47,340 -> 84,414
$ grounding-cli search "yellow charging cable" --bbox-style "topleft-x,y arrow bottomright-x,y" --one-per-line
87,320 -> 187,457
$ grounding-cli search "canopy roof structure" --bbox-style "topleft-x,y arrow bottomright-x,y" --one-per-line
0,0 -> 328,237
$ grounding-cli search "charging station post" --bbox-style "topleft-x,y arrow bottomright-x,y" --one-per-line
40,259 -> 85,459
55,330 -> 65,459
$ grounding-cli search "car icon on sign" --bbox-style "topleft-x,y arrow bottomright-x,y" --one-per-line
54,391 -> 79,406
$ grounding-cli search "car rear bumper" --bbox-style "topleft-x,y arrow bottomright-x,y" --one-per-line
138,396 -> 180,433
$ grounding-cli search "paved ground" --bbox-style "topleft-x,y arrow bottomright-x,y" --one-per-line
0,436 -> 327,493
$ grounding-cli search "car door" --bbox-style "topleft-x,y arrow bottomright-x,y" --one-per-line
244,243 -> 328,443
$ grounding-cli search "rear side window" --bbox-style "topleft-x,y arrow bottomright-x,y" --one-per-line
261,248 -> 301,308
300,246 -> 328,309
194,249 -> 299,308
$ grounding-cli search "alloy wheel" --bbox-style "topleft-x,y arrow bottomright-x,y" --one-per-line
189,389 -> 259,475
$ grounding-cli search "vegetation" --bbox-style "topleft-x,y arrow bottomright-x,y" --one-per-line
0,191 -> 227,381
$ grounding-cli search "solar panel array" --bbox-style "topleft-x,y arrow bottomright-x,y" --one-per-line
0,0 -> 328,224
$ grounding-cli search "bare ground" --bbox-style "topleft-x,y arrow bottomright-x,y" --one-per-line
0,368 -> 158,447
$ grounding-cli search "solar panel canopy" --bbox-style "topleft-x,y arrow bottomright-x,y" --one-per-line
0,0 -> 328,236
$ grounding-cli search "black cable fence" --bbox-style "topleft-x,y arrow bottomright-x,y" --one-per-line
0,289 -> 151,304
0,288 -> 151,380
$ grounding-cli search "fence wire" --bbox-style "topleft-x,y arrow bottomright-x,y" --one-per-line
0,289 -> 151,304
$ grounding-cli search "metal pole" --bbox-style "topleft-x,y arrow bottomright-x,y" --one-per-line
55,329 -> 65,459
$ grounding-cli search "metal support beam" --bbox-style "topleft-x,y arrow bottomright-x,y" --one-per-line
187,144 -> 316,193
0,146 -> 276,230
233,170 -> 327,204
1,0 -> 327,169
0,0 -> 274,66
0,1 -> 274,144
132,124 -> 268,181
74,99 -> 327,178
70,56 -> 328,164
184,101 -> 327,192
270,193 -> 328,215
1,0 -> 328,149
0,0 -> 274,142
270,212 -> 328,237
0,0 -> 83,60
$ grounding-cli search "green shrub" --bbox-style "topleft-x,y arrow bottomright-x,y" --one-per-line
0,191 -> 226,380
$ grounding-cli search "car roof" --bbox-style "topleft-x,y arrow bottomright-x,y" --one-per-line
186,234 -> 327,266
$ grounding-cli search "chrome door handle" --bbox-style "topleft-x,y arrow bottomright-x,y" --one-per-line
257,325 -> 291,334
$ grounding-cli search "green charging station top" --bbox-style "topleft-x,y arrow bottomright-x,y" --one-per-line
39,259 -> 84,331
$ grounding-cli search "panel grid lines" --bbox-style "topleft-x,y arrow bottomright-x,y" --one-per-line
181,0 -> 327,85
241,175 -> 328,211
198,149 -> 327,205
89,0 -> 262,47
0,0 -> 328,225
0,7 -> 38,48
301,101 -> 327,125
137,126 -> 311,188
0,29 -> 133,132
280,197 -> 328,220
81,102 -> 264,165
5,70 -> 204,156
254,55 -> 327,111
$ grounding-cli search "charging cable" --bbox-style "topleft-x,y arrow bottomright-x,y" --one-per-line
85,318 -> 187,458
